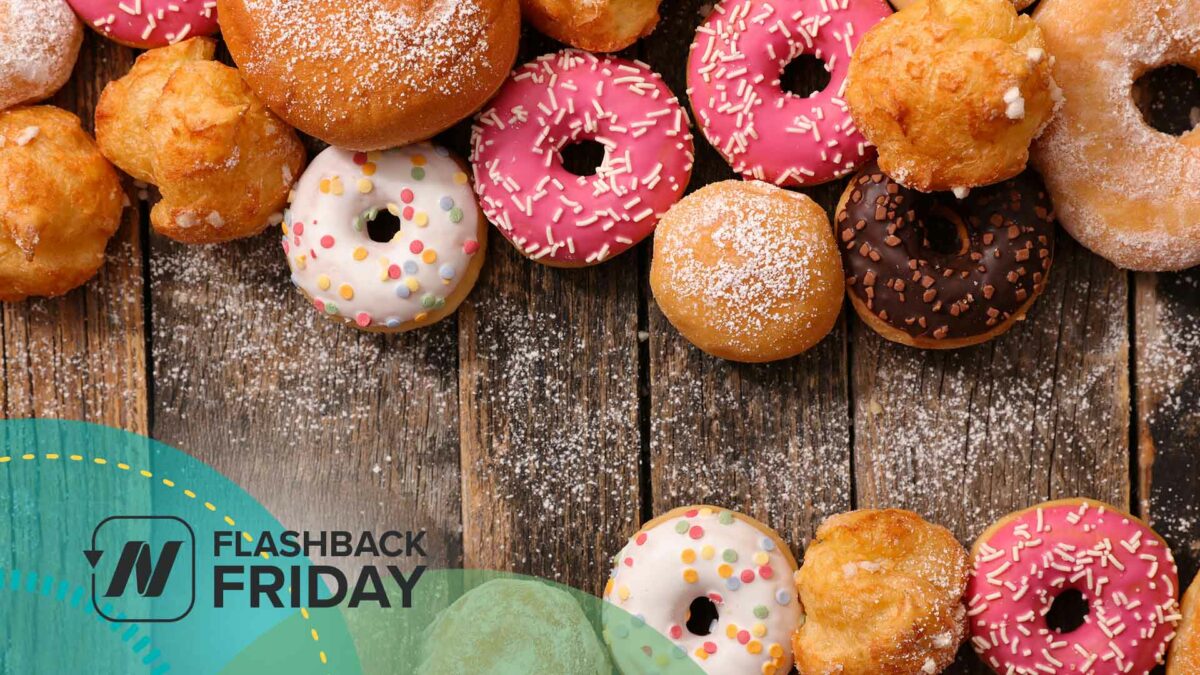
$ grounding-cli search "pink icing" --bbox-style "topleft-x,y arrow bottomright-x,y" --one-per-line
66,0 -> 218,48
471,49 -> 694,266
967,501 -> 1181,674
687,0 -> 890,186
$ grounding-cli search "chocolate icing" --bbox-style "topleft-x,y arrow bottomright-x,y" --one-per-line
837,161 -> 1055,341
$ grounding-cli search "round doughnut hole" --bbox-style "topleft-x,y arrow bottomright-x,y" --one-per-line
560,139 -> 608,176
1133,64 -> 1200,136
366,209 -> 402,243
781,54 -> 832,98
1046,588 -> 1089,634
685,596 -> 719,636
921,204 -> 968,256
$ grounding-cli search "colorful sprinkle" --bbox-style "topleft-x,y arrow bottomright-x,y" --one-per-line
353,247 -> 368,261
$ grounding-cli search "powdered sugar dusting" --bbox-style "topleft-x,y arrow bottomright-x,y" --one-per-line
0,0 -> 80,110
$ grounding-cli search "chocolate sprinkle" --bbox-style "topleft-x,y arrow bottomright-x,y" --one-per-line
838,161 -> 1056,341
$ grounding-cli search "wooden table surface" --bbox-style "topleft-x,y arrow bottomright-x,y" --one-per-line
4,4 -> 1199,672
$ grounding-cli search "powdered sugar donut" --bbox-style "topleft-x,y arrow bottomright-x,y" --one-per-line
968,499 -> 1182,675
603,505 -> 802,675
283,144 -> 487,332
471,49 -> 694,267
0,0 -> 82,111
687,0 -> 890,186
66,0 -> 217,48
1032,0 -> 1200,271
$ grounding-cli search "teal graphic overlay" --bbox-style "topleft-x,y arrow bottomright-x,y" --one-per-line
0,421 -> 702,674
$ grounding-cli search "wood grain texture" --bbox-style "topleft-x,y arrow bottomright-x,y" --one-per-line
147,219 -> 463,573
643,0 -> 853,553
1135,271 -> 1200,585
853,235 -> 1130,537
1,34 -> 147,435
458,32 -> 644,593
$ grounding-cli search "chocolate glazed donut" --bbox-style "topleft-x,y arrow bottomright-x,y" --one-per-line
835,161 -> 1056,349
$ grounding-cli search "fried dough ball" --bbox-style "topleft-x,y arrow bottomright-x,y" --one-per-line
522,0 -> 660,52
95,38 -> 306,244
0,106 -> 124,302
846,0 -> 1058,192
793,509 -> 970,675
0,0 -> 82,112
1168,578 -> 1200,674
218,0 -> 521,151
650,180 -> 844,363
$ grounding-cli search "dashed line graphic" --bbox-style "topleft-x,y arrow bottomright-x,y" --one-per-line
0,451 -> 329,668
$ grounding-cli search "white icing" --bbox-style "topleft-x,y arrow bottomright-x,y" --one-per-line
284,144 -> 482,329
603,507 -> 801,675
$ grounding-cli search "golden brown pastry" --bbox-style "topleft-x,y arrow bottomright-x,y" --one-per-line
522,0 -> 660,52
218,0 -> 520,151
1168,577 -> 1200,674
846,0 -> 1058,192
95,38 -> 305,244
650,180 -> 844,363
0,106 -> 124,302
1032,0 -> 1200,271
0,0 -> 82,112
794,509 -> 969,675
890,0 -> 1032,8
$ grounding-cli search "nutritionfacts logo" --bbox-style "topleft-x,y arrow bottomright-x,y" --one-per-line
86,516 -> 196,623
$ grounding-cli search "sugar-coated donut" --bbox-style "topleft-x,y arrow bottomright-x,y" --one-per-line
688,0 -> 891,187
522,0 -> 661,52
0,106 -> 124,302
96,38 -> 306,244
846,0 -> 1058,193
836,160 -> 1055,349
650,180 -> 843,363
472,50 -> 694,267
890,0 -> 1032,9
418,579 -> 610,675
968,498 -> 1182,675
1168,578 -> 1200,674
284,144 -> 487,333
603,505 -> 802,675
218,0 -> 520,151
1032,0 -> 1200,272
66,0 -> 218,48
0,0 -> 82,112
793,509 -> 969,675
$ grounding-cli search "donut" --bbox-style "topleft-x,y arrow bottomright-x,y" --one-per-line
95,38 -> 306,244
1168,578 -> 1200,674
471,50 -> 694,267
793,509 -> 969,675
602,505 -> 802,675
687,0 -> 891,187
968,498 -> 1182,675
0,0 -> 82,112
1032,0 -> 1200,271
419,579 -> 610,674
66,0 -> 217,48
650,180 -> 844,363
0,106 -> 124,302
521,0 -> 660,52
284,144 -> 487,333
835,160 -> 1055,349
218,0 -> 520,151
889,0 -> 1032,9
845,0 -> 1059,193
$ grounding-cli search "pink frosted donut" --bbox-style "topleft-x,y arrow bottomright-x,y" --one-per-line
687,0 -> 890,186
66,0 -> 218,48
471,49 -> 694,267
968,499 -> 1182,675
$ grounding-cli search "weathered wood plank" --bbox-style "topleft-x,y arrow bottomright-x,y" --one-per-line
1,34 -> 147,434
643,0 -> 854,551
1135,271 -> 1200,584
458,32 -> 644,593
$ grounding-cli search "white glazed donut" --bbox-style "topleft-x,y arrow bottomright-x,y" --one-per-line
603,505 -> 801,675
283,143 -> 488,332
